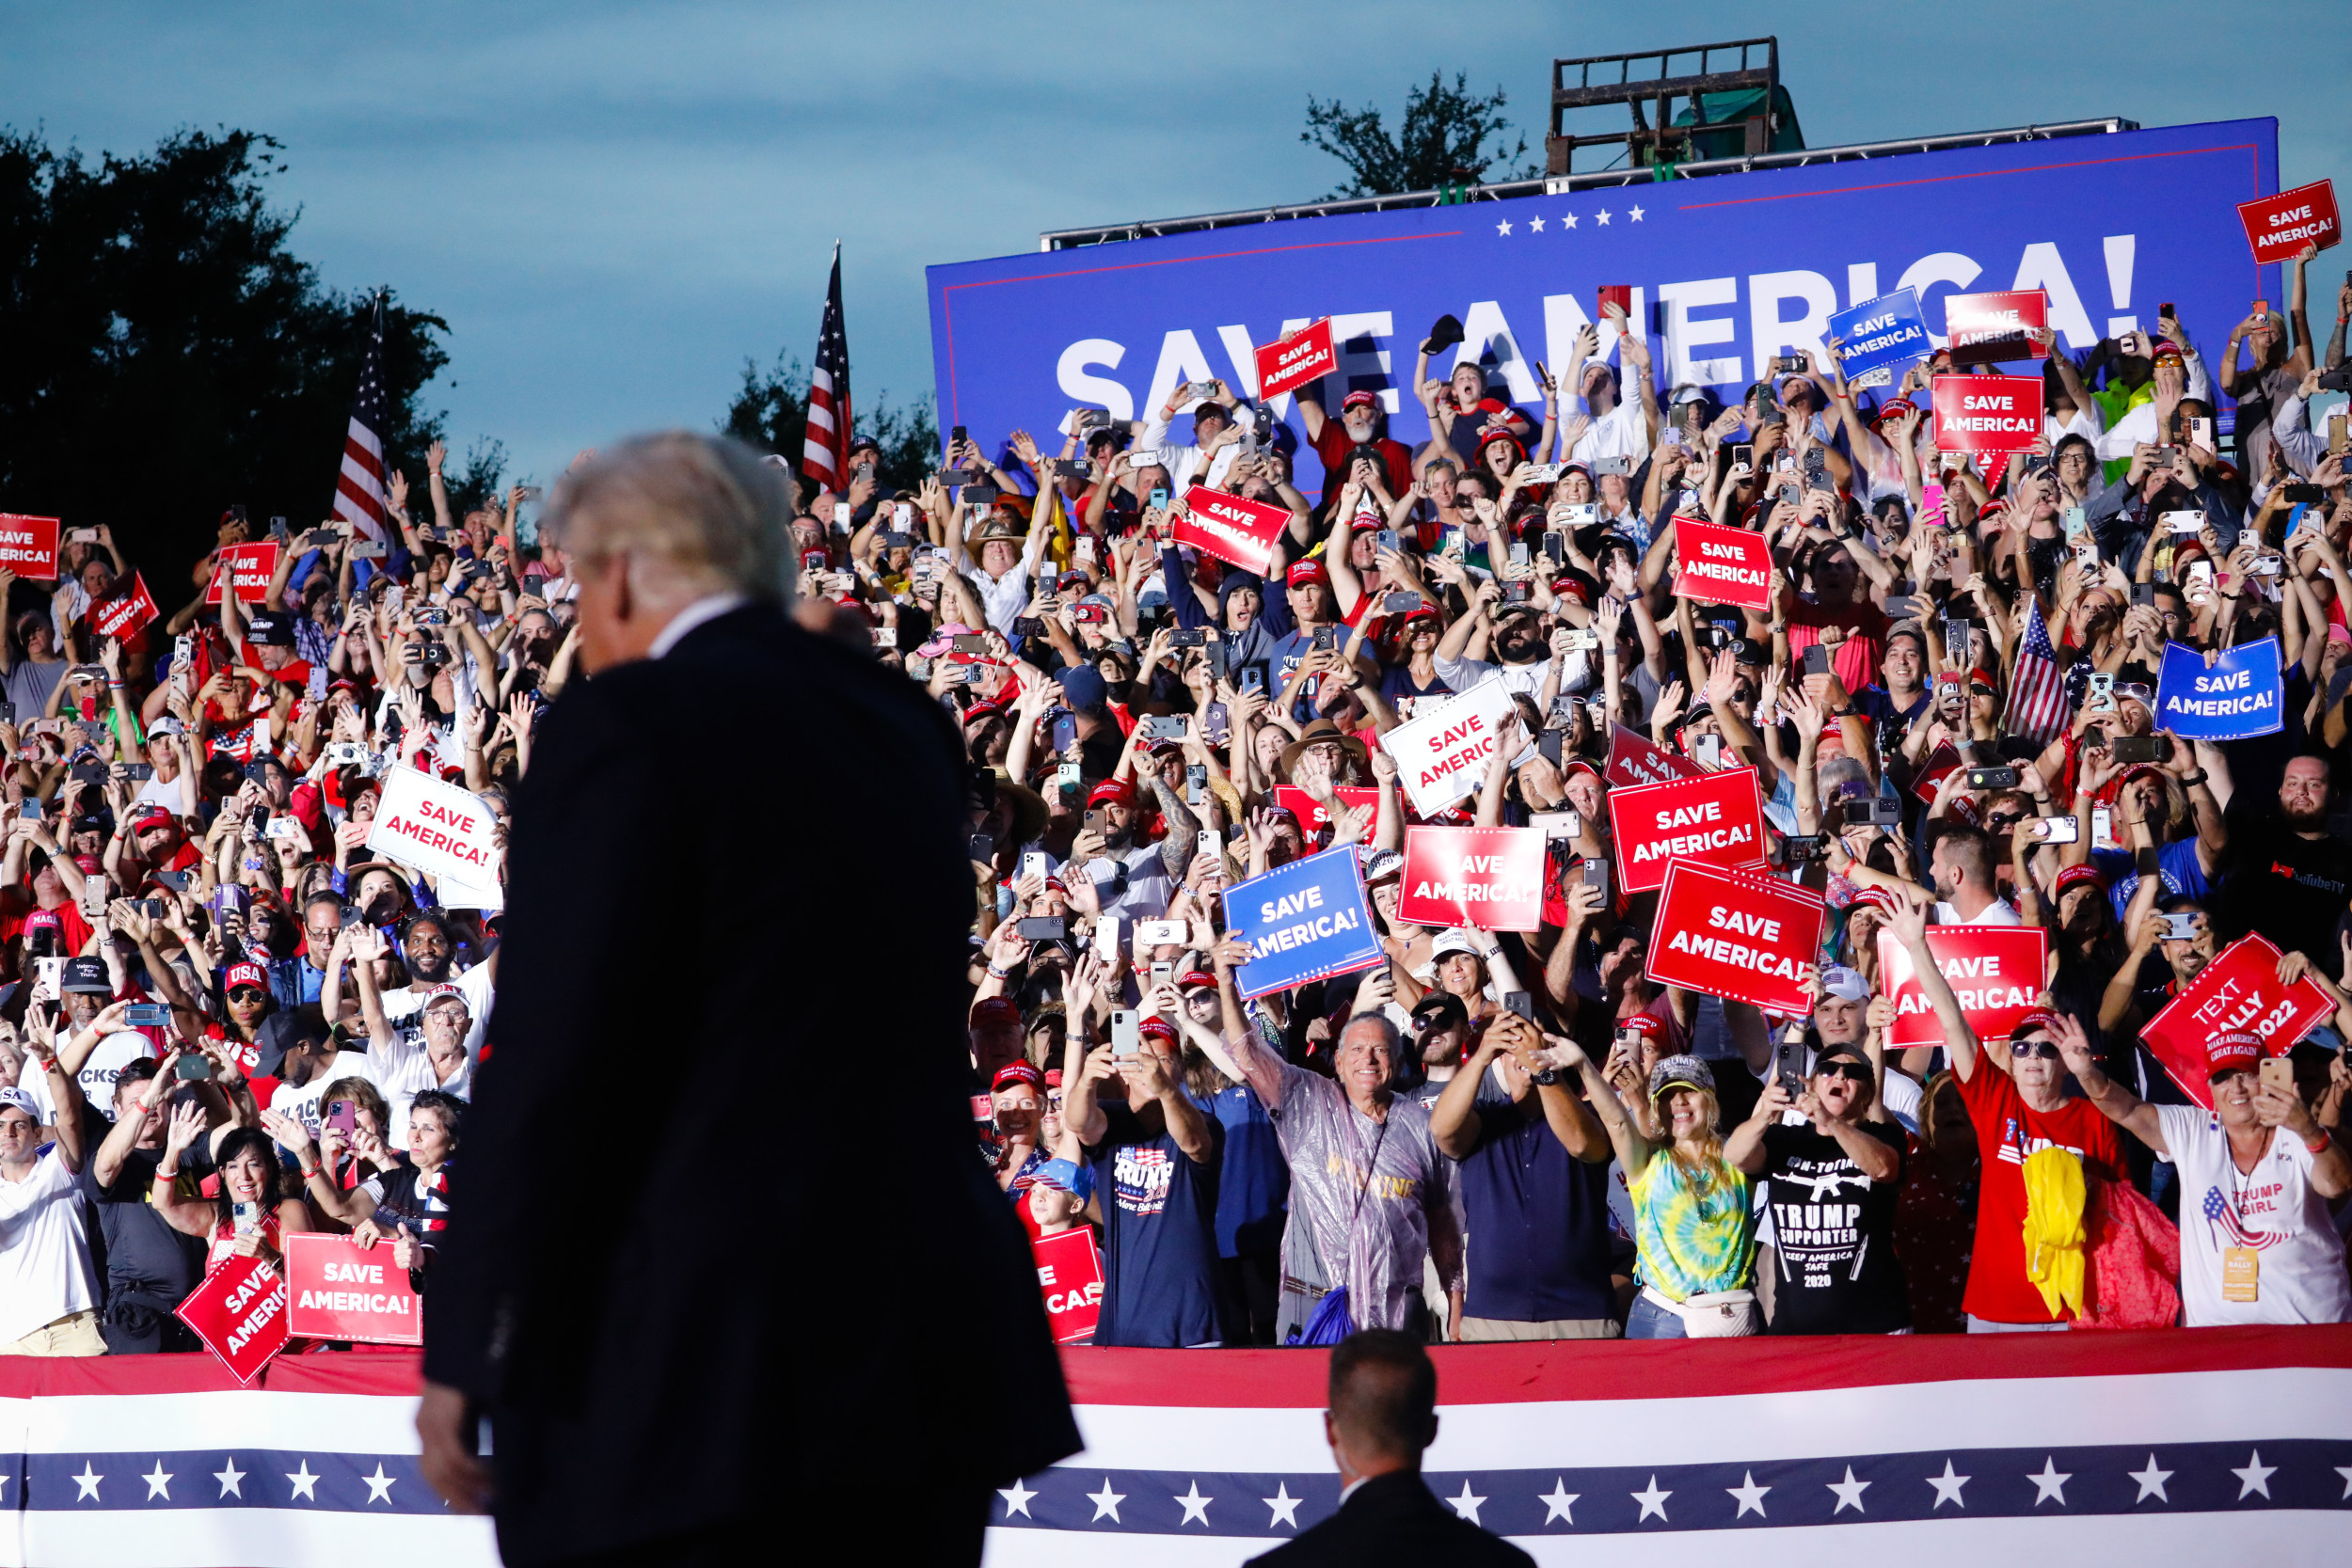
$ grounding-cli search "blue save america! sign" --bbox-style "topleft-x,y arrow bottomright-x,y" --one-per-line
2155,636 -> 2285,740
1826,288 -> 1931,389
1229,847 -> 1385,999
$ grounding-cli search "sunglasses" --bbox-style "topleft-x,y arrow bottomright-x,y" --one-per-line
2010,1039 -> 2062,1060
1815,1062 -> 1874,1084
1986,812 -> 2026,830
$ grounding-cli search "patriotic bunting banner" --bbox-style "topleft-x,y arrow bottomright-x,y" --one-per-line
1,1338 -> 2347,1565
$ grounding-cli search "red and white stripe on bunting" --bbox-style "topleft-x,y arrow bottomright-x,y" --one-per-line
993,1330 -> 2352,1563
2,1335 -> 2347,1565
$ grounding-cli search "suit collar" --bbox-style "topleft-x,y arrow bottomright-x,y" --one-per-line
648,593 -> 753,658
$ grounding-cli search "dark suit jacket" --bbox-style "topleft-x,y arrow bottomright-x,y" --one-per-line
424,603 -> 1079,1565
1249,1471 -> 1534,1568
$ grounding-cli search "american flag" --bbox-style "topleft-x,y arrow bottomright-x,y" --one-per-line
330,295 -> 391,543
802,243 -> 851,490
2003,595 -> 2068,748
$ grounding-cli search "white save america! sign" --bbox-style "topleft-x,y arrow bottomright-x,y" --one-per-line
365,765 -> 504,905
1377,679 -> 1517,817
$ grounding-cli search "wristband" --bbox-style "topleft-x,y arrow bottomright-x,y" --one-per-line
2307,1130 -> 2332,1156
300,1163 -> 321,1180
2180,769 -> 2207,786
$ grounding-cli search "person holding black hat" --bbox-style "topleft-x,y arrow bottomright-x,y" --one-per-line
1299,384 -> 1412,513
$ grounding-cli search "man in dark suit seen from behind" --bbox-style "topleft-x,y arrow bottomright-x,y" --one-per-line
415,432 -> 1078,1566
1251,1330 -> 1532,1566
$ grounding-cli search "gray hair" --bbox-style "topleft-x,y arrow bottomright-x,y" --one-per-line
1336,1013 -> 1401,1058
545,432 -> 797,606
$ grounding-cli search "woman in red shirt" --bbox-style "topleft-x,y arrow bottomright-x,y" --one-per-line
1884,903 -> 2124,1330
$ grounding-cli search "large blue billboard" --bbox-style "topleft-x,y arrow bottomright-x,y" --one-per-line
926,118 -> 2279,487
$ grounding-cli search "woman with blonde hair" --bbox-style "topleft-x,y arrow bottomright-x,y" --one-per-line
1571,1050 -> 1756,1337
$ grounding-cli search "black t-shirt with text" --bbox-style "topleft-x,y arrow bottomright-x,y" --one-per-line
1761,1119 -> 1909,1335
2215,799 -> 2352,971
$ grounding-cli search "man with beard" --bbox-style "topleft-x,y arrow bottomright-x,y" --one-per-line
1062,778 -> 1179,922
1927,824 -> 2020,926
374,912 -> 496,1063
1433,581 -> 1589,702
2215,753 -> 2352,973
1300,387 -> 1412,513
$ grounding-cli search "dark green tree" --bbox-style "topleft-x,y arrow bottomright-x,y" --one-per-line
723,352 -> 939,496
1301,71 -> 1536,198
0,126 -> 453,592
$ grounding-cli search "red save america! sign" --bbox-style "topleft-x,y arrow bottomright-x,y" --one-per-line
283,1233 -> 423,1345
1606,766 -> 1767,895
1931,373 -> 2042,457
1397,825 -> 1544,932
1256,318 -> 1336,400
1177,485 -> 1290,576
1672,517 -> 1772,611
1645,860 -> 1824,1015
175,1253 -> 290,1385
1033,1225 -> 1103,1345
1943,289 -> 2050,366
1875,924 -> 2049,1050
203,542 -> 280,605
89,572 -> 160,641
1272,784 -> 1380,838
1605,721 -> 1701,788
0,515 -> 60,580
2236,180 -> 2339,266
2141,933 -> 2333,1110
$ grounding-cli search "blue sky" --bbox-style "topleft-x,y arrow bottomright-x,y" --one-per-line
6,1 -> 2345,491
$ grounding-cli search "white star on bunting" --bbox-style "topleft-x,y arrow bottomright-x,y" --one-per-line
2128,1455 -> 2172,1503
1263,1482 -> 1301,1528
997,1480 -> 1036,1519
2232,1449 -> 2276,1499
286,1461 -> 320,1503
142,1463 -> 172,1500
1528,215 -> 1546,232
1495,219 -> 1512,236
363,1465 -> 397,1505
1629,204 -> 1645,222
73,1464 -> 103,1501
1826,1465 -> 1870,1514
1446,1480 -> 1486,1525
2026,1457 -> 2071,1507
1596,209 -> 1613,226
1086,1479 -> 1124,1523
1631,1475 -> 1671,1522
1174,1481 -> 1213,1527
1926,1459 -> 1969,1508
1725,1470 -> 1770,1518
1539,1478 -> 1578,1525
215,1459 -> 245,1498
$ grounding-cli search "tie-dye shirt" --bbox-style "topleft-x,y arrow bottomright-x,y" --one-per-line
1629,1152 -> 1754,1301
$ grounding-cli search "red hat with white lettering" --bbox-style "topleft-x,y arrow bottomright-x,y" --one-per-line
1086,778 -> 1136,809
225,960 -> 268,996
1138,1017 -> 1179,1044
2052,863 -> 2107,902
1341,390 -> 1380,412
2203,1030 -> 2264,1077
1286,558 -> 1329,589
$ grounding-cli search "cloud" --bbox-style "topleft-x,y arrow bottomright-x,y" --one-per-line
5,0 -> 2343,488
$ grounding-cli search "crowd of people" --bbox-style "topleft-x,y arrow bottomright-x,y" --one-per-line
6,248 -> 2352,1361
0,450 -> 502,1355
856,249 -> 2352,1344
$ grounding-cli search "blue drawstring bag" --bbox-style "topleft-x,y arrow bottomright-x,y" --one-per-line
1295,1287 -> 1354,1346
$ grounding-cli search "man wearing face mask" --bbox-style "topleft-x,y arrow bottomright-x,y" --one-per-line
1889,903 -> 2124,1330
